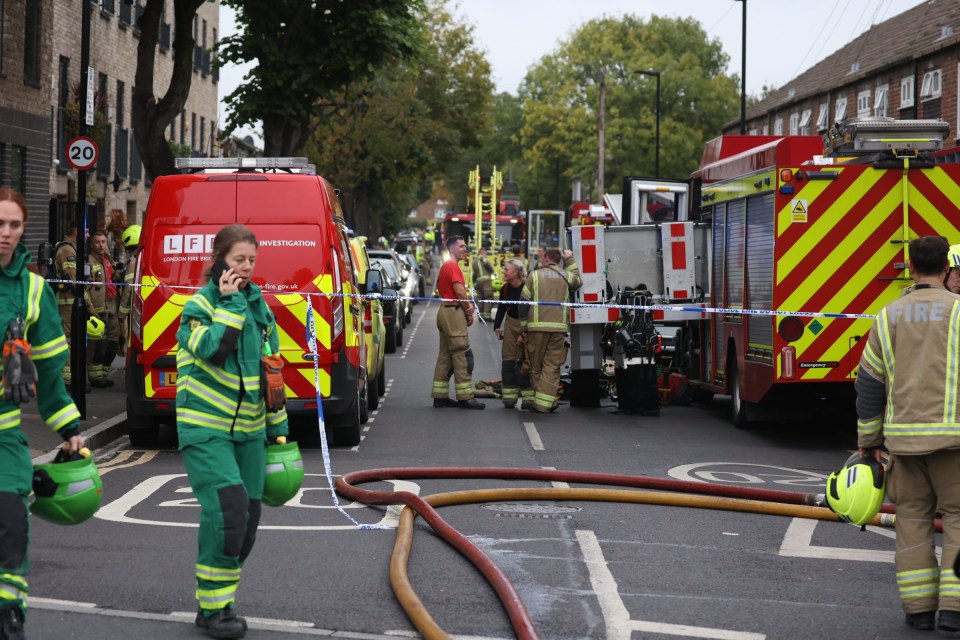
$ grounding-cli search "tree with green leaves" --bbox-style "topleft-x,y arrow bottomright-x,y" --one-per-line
303,0 -> 494,236
131,0 -> 207,181
516,15 -> 740,208
220,0 -> 424,156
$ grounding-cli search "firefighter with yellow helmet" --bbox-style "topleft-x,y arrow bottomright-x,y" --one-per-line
947,243 -> 960,293
116,225 -> 141,356
855,236 -> 960,633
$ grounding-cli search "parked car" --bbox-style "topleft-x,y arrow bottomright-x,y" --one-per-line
398,252 -> 426,298
349,236 -> 387,410
370,261 -> 403,352
371,257 -> 414,325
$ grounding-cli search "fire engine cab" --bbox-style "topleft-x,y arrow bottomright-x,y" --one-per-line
570,117 -> 960,426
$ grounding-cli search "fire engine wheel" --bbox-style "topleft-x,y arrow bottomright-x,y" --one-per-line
728,359 -> 757,429
367,370 -> 380,411
125,397 -> 160,447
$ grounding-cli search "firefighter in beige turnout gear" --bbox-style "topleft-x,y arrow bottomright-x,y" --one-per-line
855,236 -> 960,633
471,247 -> 496,321
519,248 -> 581,413
86,232 -> 119,387
53,226 -> 95,387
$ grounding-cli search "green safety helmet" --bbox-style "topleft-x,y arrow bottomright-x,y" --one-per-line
950,244 -> 960,268
31,453 -> 103,525
86,316 -> 105,340
825,453 -> 887,526
262,442 -> 304,507
121,224 -> 141,249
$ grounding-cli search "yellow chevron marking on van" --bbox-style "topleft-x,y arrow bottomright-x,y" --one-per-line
144,295 -> 190,351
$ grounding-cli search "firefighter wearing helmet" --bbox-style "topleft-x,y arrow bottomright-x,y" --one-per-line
116,225 -> 141,356
946,243 -> 960,294
0,189 -> 87,640
855,236 -> 960,633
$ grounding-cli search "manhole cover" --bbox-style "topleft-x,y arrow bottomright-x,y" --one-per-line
481,503 -> 581,514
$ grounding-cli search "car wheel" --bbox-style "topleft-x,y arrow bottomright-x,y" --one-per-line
385,322 -> 397,353
377,363 -> 386,396
397,320 -> 404,347
126,397 -> 160,447
367,369 -> 380,410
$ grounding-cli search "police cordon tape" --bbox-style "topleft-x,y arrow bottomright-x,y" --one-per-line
45,277 -> 877,320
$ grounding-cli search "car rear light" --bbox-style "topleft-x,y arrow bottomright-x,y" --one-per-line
330,253 -> 345,352
781,346 -> 796,380
363,305 -> 372,334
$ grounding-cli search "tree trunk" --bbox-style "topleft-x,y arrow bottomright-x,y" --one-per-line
132,0 -> 205,182
263,116 -> 310,157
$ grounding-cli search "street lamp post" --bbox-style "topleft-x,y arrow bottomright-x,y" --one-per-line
635,69 -> 661,178
736,0 -> 747,133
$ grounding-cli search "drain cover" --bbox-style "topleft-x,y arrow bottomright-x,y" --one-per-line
482,503 -> 581,515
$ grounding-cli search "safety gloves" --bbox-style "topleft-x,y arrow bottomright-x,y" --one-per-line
261,352 -> 286,412
2,316 -> 37,405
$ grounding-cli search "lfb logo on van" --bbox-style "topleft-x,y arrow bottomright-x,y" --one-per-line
164,234 -> 215,255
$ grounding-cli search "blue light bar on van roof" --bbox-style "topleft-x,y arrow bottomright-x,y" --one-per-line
175,157 -> 311,170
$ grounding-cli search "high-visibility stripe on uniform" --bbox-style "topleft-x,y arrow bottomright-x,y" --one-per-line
196,564 -> 241,582
0,576 -> 27,605
30,335 -> 68,361
47,403 -> 81,433
196,584 -> 238,610
0,409 -> 19,432
941,568 -> 960,598
944,302 -> 960,424
898,567 -> 939,599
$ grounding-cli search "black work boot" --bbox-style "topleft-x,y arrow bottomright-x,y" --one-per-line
433,398 -> 457,408
0,604 -> 25,640
195,608 -> 246,639
458,398 -> 485,410
939,610 -> 960,632
905,610 -> 935,631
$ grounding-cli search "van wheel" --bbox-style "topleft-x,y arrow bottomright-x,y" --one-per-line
397,322 -> 404,347
359,380 -> 369,425
333,389 -> 362,446
385,324 -> 397,353
367,370 -> 380,410
377,364 -> 386,396
126,397 -> 160,447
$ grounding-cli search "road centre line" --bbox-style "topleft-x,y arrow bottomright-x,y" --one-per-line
540,466 -> 570,489
523,422 -> 543,451
576,529 -> 766,640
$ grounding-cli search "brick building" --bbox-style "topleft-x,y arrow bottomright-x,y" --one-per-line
724,1 -> 960,145
0,0 -> 219,257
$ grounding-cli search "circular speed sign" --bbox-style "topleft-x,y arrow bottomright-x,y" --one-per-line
66,137 -> 99,171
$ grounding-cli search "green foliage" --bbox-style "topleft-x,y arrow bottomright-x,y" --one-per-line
220,0 -> 425,155
167,140 -> 192,158
302,0 -> 493,236
514,14 -> 740,207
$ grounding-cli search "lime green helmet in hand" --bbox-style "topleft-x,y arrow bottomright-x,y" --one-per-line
31,451 -> 103,525
262,441 -> 304,507
825,453 -> 887,526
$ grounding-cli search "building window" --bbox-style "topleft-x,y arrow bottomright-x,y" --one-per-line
200,116 -> 205,155
874,85 -> 888,118
788,113 -> 799,135
761,124 -> 769,135
1,145 -> 27,194
116,80 -> 125,129
774,118 -> 783,135
834,97 -> 847,123
901,75 -> 915,108
799,109 -> 812,135
920,69 -> 942,101
857,90 -> 871,117
816,102 -> 829,131
191,113 -> 196,150
24,0 -> 42,86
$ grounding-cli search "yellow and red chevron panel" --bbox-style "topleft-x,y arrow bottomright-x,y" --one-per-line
773,163 -> 960,383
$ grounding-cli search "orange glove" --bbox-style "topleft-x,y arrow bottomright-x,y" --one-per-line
261,353 -> 286,412
3,338 -> 37,405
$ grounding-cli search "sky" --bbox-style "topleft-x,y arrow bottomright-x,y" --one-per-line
217,0 -> 930,146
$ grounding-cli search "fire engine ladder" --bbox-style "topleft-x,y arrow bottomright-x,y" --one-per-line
831,118 -> 951,281
468,165 -> 503,251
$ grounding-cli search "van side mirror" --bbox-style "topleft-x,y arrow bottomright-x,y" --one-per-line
365,269 -> 383,294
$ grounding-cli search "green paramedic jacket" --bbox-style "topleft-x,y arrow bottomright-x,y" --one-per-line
0,245 -> 80,440
175,279 -> 289,447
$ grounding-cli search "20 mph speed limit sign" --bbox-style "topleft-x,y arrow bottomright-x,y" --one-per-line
66,137 -> 99,171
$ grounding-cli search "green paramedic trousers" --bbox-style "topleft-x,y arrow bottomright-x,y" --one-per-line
181,436 -> 265,613
0,429 -> 31,617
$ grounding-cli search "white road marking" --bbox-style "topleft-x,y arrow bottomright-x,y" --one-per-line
777,517 -> 928,563
540,466 -> 569,488
31,597 -> 96,608
170,610 -> 315,628
398,306 -> 428,359
523,422 -> 543,451
576,529 -> 766,640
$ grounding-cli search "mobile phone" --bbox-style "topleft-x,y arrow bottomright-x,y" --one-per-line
210,260 -> 229,284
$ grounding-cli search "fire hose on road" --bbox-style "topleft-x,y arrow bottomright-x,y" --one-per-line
336,466 -> 910,640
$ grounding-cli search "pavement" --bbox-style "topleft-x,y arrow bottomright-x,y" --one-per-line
26,355 -> 129,463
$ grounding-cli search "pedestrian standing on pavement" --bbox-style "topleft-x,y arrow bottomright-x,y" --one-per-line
519,247 -> 581,413
86,232 -> 119,388
493,258 -> 529,408
431,235 -> 484,409
0,188 -> 85,640
175,223 -> 290,640
471,247 -> 496,321
115,225 -> 141,357
855,235 -> 960,633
